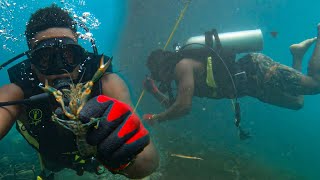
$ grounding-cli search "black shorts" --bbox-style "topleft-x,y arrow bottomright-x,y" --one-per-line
237,53 -> 304,101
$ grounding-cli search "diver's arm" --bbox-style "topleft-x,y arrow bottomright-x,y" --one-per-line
149,88 -> 171,108
0,84 -> 23,140
153,60 -> 194,121
101,73 -> 132,106
101,73 -> 159,178
143,76 -> 171,108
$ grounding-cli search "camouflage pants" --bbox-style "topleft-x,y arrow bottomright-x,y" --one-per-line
238,53 -> 304,104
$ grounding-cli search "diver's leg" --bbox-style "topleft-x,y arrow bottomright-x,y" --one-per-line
283,38 -> 317,107
308,24 -> 320,81
262,24 -> 320,96
240,53 -> 304,110
257,89 -> 304,110
290,37 -> 317,71
244,51 -> 320,109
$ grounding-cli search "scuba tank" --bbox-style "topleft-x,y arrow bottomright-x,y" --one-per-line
175,29 -> 262,140
184,29 -> 263,54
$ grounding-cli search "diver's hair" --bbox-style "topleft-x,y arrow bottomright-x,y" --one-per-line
146,49 -> 182,81
147,49 -> 181,103
25,4 -> 77,45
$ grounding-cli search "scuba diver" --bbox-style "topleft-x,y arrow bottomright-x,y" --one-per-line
0,4 -> 158,179
143,26 -> 320,126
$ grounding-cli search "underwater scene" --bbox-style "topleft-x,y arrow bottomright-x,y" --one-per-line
0,0 -> 320,179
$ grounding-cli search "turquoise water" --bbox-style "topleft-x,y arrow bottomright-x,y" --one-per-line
0,0 -> 320,179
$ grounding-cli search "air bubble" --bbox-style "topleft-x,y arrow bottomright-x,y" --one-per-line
82,12 -> 90,18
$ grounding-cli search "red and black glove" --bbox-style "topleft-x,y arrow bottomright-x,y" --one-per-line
79,95 -> 150,172
143,77 -> 159,94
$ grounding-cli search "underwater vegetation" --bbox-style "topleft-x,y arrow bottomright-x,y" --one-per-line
0,132 -> 41,180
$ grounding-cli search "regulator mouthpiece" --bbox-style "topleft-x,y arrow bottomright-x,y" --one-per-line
52,78 -> 72,91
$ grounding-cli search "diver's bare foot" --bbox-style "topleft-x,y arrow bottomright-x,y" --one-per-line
290,37 -> 317,58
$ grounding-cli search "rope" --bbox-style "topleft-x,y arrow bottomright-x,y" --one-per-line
163,0 -> 191,50
134,0 -> 191,113
134,90 -> 145,112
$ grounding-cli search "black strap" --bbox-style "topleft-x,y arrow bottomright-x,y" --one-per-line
0,51 -> 29,70
205,29 -> 223,53
205,30 -> 214,48
212,29 -> 222,53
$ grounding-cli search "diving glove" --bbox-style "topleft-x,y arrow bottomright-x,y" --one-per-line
79,95 -> 150,172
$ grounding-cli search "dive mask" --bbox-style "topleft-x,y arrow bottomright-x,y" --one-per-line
29,37 -> 86,75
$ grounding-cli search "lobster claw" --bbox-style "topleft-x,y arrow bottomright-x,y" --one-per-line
91,55 -> 112,83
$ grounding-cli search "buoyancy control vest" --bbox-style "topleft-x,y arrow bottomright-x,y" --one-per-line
177,47 -> 236,98
175,29 -> 264,98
